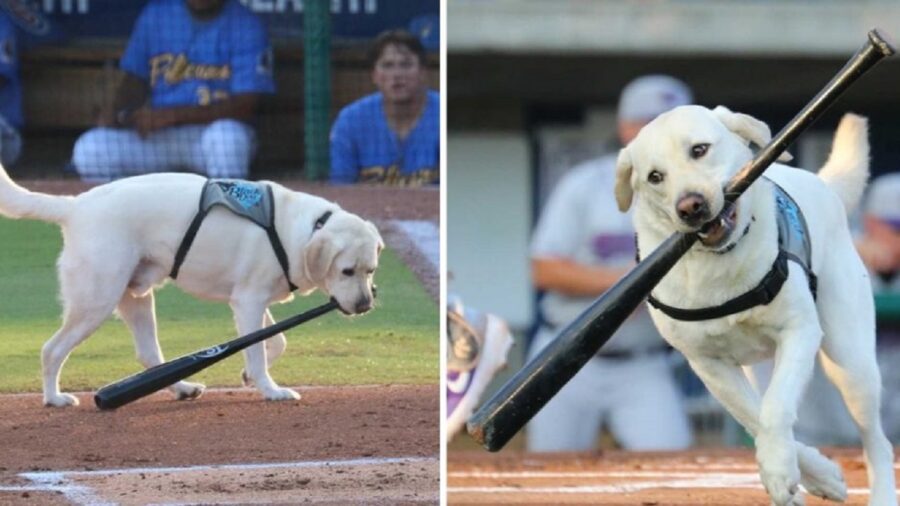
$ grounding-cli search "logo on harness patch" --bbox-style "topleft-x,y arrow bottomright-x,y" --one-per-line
776,193 -> 805,238
219,182 -> 262,210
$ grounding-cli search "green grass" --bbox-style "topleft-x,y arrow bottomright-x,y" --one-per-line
0,219 -> 439,393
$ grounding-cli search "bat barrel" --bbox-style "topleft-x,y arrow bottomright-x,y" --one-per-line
468,233 -> 697,451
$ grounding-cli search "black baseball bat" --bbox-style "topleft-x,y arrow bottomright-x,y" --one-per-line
467,29 -> 895,451
94,299 -> 340,410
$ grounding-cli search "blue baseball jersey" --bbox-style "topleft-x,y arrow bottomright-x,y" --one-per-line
120,0 -> 275,109
0,12 -> 22,129
329,91 -> 440,185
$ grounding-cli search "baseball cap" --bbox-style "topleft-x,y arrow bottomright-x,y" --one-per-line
618,75 -> 693,122
866,173 -> 900,229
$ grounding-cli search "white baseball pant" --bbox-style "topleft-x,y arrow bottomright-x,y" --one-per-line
526,327 -> 693,452
72,119 -> 256,182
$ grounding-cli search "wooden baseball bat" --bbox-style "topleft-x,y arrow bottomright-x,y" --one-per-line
467,29 -> 895,452
94,300 -> 340,410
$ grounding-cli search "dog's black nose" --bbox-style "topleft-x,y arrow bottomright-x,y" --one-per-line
676,192 -> 710,226
355,298 -> 373,314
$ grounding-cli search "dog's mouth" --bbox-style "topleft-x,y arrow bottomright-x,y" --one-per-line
697,202 -> 737,248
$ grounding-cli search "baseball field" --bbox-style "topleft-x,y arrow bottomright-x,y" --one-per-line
0,180 -> 440,505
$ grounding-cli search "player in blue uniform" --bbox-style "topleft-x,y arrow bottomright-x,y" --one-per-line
329,30 -> 439,186
72,0 -> 275,181
0,11 -> 23,167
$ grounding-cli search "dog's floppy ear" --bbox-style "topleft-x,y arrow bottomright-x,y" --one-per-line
365,220 -> 384,255
614,147 -> 635,212
304,231 -> 341,283
713,106 -> 792,162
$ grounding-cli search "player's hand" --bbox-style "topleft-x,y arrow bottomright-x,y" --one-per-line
132,107 -> 175,138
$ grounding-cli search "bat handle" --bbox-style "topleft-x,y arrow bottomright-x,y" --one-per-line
727,28 -> 895,200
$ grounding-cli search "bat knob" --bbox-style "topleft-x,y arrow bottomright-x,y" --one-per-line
869,28 -> 896,57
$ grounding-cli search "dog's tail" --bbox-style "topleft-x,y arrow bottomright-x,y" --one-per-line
0,163 -> 74,223
818,113 -> 869,213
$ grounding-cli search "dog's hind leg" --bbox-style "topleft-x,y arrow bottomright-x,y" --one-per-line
820,342 -> 897,505
118,290 -> 205,401
240,309 -> 287,387
817,252 -> 897,505
42,258 -> 126,407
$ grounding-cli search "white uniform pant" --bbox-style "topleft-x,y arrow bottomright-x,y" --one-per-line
526,326 -> 693,452
72,119 -> 256,182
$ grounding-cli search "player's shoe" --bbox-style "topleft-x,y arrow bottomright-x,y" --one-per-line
446,298 -> 515,442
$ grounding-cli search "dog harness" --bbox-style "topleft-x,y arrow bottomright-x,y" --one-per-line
170,179 -> 332,292
645,179 -> 817,322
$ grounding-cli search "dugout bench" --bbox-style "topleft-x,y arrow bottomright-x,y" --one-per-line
15,42 -> 438,179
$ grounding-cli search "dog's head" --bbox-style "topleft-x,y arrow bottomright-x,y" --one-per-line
303,210 -> 384,315
614,105 -> 792,248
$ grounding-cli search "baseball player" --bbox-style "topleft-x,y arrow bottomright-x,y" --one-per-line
527,75 -> 694,452
72,0 -> 275,182
0,11 -> 22,167
329,30 -> 439,186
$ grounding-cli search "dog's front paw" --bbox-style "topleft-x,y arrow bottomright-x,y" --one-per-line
171,381 -> 205,401
43,392 -> 80,407
770,493 -> 805,506
758,435 -> 801,506
761,467 -> 801,506
262,386 -> 301,401
797,446 -> 847,502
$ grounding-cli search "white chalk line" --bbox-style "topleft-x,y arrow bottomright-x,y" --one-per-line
449,468 -> 891,496
3,455 -> 437,506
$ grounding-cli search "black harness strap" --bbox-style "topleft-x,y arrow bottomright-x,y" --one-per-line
170,180 -> 329,293
647,250 -> 790,321
644,179 -> 817,322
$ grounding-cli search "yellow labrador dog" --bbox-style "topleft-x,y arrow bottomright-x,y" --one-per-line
615,106 -> 895,506
0,169 -> 382,408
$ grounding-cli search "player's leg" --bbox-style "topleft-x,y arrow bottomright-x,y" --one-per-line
607,353 -> 692,450
199,119 -> 256,179
71,126 -> 204,182
525,327 -> 604,452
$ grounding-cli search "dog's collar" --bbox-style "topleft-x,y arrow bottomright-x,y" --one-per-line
642,179 -> 817,322
704,217 -> 754,255
314,211 -> 332,232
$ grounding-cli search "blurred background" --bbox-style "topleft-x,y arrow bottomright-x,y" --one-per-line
447,0 -> 900,451
3,0 -> 439,180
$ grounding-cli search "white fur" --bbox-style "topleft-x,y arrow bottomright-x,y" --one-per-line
616,106 -> 896,506
0,170 -> 383,407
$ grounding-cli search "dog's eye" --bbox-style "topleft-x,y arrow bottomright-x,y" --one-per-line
342,268 -> 355,277
690,143 -> 710,159
647,170 -> 665,185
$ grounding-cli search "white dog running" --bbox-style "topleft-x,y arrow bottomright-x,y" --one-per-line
615,106 -> 896,506
0,170 -> 383,408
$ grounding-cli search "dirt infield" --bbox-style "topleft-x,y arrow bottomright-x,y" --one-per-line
448,448 -> 900,505
0,385 -> 438,504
